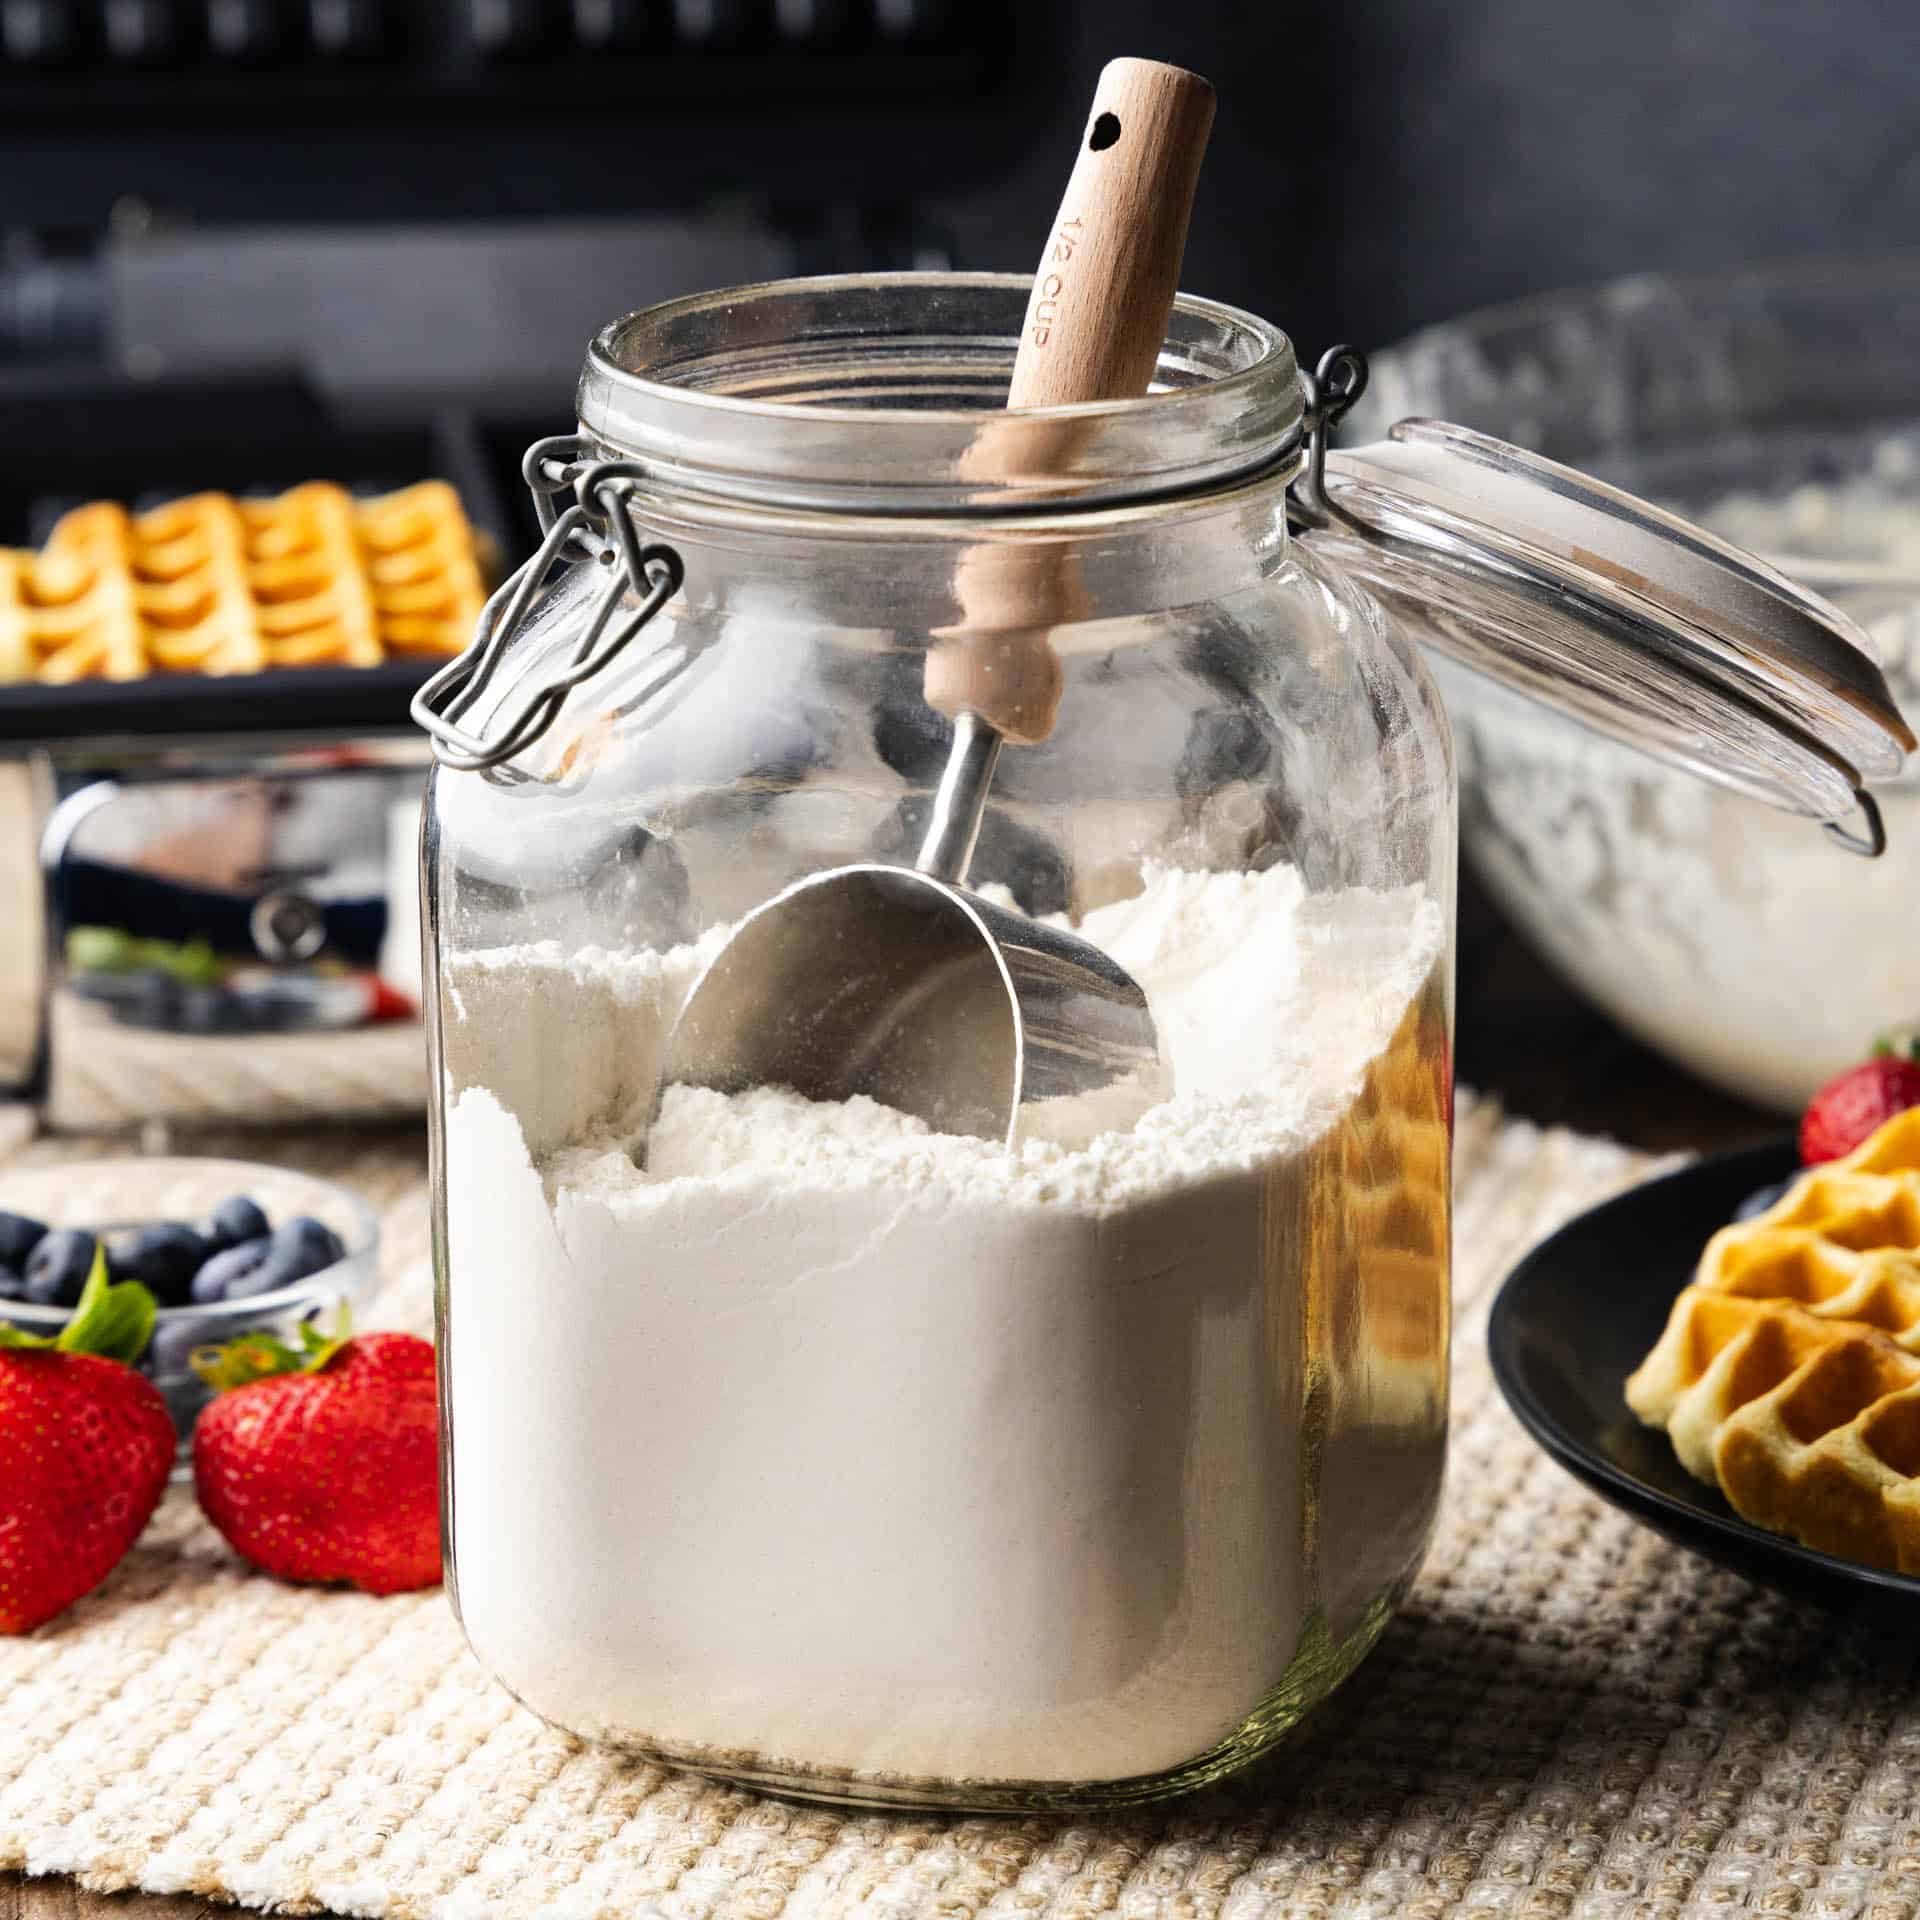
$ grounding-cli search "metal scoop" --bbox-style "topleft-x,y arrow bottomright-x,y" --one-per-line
657,58 -> 1215,1150
659,710 -> 1172,1146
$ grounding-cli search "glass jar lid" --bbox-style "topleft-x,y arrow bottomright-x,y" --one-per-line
1297,412 -> 1915,839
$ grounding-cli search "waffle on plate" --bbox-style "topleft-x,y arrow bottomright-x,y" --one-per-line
1627,1106 -> 1920,1571
0,481 -> 492,684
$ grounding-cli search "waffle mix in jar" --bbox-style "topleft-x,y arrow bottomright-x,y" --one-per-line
415,267 -> 1908,1806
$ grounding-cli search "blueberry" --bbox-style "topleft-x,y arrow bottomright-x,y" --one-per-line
146,1315 -> 217,1377
872,696 -> 952,782
106,1223 -> 209,1307
235,1216 -> 344,1296
190,1215 -> 344,1305
1734,1180 -> 1790,1222
0,1211 -> 47,1269
126,970 -> 184,1031
191,1235 -> 277,1304
871,801 -> 1071,918
0,1266 -> 24,1302
205,1195 -> 270,1252
221,1254 -> 297,1303
967,814 -> 1070,918
24,1228 -> 96,1307
1176,706 -> 1275,799
177,985 -> 230,1035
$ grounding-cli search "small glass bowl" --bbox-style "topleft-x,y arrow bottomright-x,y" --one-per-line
0,1156 -> 379,1460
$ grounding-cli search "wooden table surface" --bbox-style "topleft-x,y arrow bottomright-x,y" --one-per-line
0,1887 -> 228,1920
2,868 -> 1789,1920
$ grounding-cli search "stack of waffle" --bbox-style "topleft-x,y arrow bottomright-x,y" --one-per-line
1627,1107 -> 1920,1570
0,481 -> 491,684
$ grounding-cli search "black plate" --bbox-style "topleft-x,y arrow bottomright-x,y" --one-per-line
1488,1137 -> 1920,1609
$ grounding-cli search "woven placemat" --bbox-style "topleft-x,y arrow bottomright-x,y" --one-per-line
3,1101 -> 1910,1920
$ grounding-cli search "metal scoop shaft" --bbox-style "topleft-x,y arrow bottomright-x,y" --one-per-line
653,58 -> 1214,1150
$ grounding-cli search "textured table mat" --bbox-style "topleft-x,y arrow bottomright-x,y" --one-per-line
3,1102 -> 1913,1920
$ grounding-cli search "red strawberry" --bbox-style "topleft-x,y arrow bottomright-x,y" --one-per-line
192,1316 -> 440,1595
1800,1056 -> 1920,1165
0,1255 -> 173,1633
359,974 -> 417,1024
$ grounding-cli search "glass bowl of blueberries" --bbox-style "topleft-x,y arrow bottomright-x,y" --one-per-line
0,1157 -> 378,1458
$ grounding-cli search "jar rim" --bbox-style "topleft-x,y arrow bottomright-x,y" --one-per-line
575,272 -> 1304,515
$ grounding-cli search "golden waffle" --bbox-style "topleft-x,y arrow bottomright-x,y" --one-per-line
0,481 -> 492,684
1627,1106 -> 1920,1570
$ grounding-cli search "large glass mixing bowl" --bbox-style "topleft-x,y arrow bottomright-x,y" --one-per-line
1359,258 -> 1920,1111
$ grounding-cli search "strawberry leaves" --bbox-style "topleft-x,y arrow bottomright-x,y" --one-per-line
0,1247 -> 156,1365
190,1304 -> 354,1393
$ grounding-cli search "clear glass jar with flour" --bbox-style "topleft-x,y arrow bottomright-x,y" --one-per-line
415,274 -> 1910,1809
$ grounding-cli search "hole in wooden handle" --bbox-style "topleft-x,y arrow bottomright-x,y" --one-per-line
1087,111 -> 1121,151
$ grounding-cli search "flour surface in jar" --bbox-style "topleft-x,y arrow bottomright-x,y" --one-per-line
440,861 -> 1450,1792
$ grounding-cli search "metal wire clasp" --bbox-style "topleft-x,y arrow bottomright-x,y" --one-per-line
411,435 -> 685,773
1287,344 -> 1371,532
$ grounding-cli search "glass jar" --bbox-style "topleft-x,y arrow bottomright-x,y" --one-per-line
421,275 -> 1453,1809
417,273 -> 1906,1811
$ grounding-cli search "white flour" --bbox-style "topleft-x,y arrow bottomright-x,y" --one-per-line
441,863 -> 1449,1789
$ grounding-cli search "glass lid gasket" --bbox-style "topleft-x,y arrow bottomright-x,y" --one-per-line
574,273 -> 1307,518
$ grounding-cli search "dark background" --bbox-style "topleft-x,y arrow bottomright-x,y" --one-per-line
955,0 -> 1920,363
5,0 -> 1917,413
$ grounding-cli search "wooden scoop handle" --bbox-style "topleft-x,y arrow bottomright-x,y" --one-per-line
1008,58 -> 1217,410
925,56 -> 1215,745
